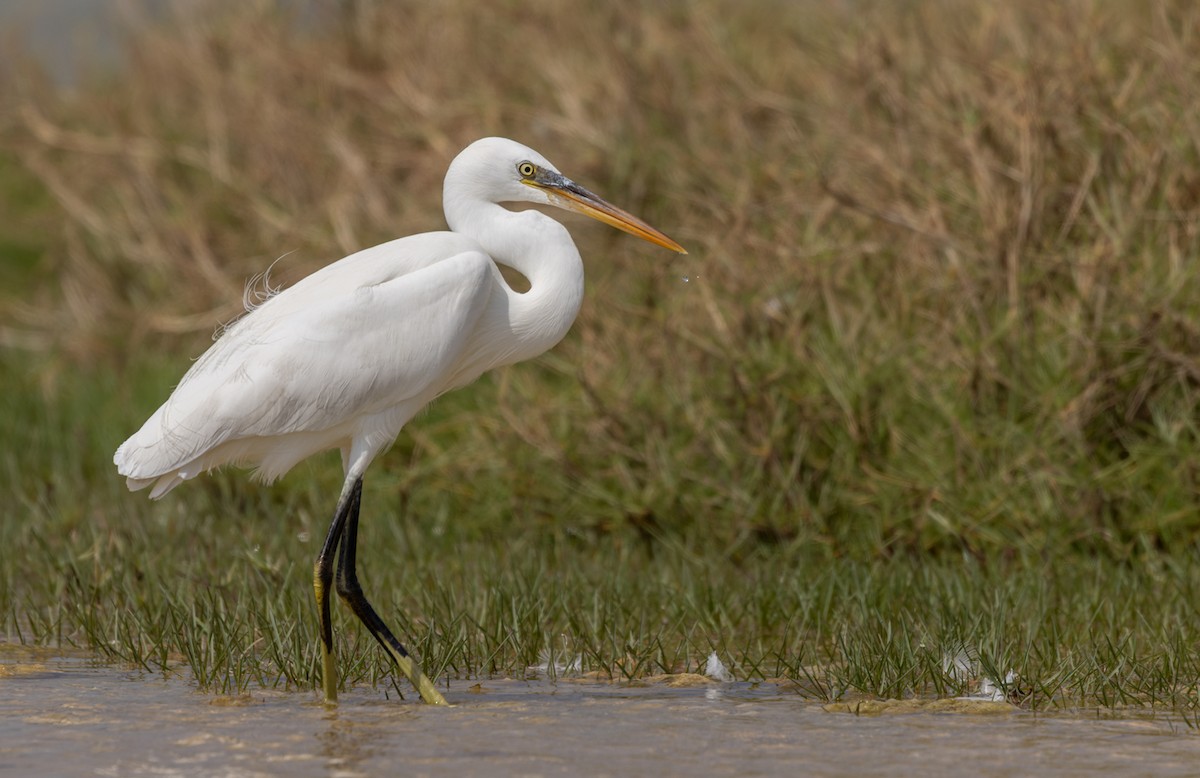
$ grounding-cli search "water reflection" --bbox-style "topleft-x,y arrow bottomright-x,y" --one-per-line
2,649 -> 1197,777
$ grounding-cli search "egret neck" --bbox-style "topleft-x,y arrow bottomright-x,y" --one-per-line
443,181 -> 586,365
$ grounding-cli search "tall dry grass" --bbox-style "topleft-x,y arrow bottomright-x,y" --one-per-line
4,0 -> 1200,557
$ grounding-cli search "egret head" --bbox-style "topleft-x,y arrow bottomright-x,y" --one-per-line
445,137 -> 686,254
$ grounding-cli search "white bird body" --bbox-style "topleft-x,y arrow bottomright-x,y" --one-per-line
114,136 -> 684,706
116,140 -> 590,498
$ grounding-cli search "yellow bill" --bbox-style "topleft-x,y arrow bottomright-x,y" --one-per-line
525,169 -> 687,254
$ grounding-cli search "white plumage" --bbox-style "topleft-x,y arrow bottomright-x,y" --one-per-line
117,140 -> 586,496
117,235 -> 502,496
113,136 -> 684,705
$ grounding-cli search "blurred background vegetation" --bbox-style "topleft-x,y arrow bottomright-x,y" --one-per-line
1,0 -> 1198,709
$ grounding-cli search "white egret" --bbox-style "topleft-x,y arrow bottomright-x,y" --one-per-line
114,137 -> 686,705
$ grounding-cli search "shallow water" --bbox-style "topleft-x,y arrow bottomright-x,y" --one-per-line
2,649 -> 1197,777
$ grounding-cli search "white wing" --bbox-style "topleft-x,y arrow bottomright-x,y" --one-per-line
115,232 -> 497,495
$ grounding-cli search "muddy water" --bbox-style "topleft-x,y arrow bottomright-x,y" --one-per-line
2,650 -> 1197,777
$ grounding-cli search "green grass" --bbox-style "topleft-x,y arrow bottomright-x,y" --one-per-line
1,0 -> 1199,722
1,354 -> 1198,721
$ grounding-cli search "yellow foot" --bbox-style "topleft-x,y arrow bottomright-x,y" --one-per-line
387,647 -> 449,706
321,640 -> 339,704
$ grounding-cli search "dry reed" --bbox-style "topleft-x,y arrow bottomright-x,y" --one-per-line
4,0 -> 1200,555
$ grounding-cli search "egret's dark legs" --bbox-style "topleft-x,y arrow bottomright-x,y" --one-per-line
327,477 -> 448,705
313,479 -> 359,704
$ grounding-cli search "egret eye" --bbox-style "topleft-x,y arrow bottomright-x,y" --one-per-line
517,162 -> 536,178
